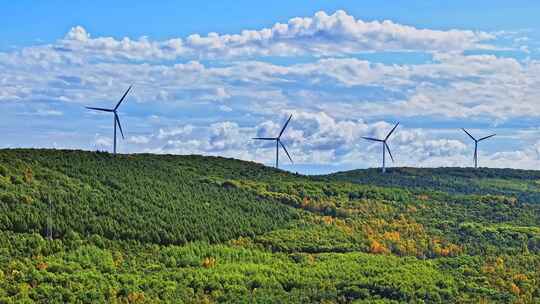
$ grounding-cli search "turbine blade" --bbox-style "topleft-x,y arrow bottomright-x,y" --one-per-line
385,142 -> 394,162
279,140 -> 293,163
478,134 -> 496,141
115,113 -> 125,139
86,107 -> 113,112
362,137 -> 383,142
278,114 -> 293,138
114,85 -> 132,110
252,137 -> 276,140
384,122 -> 399,141
462,128 -> 476,141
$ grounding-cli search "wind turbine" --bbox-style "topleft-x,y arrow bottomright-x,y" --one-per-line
86,85 -> 132,155
462,128 -> 495,168
253,114 -> 293,169
362,122 -> 399,173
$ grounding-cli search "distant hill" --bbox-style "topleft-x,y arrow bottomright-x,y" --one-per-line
0,149 -> 539,303
323,167 -> 540,202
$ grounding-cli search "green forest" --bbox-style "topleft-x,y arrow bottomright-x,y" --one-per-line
0,149 -> 539,303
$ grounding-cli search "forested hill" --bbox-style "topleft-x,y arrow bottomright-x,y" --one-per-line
1,149 -> 540,303
323,167 -> 540,202
0,148 -> 304,244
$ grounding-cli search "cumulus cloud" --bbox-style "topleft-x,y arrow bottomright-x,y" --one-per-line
19,109 -> 64,117
94,135 -> 112,148
143,111 -> 499,169
1,24 -> 536,120
157,125 -> 194,140
55,11 -> 493,61
320,54 -> 540,120
208,121 -> 244,151
128,135 -> 151,144
200,87 -> 231,102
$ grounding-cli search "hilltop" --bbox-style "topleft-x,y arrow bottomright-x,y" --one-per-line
0,149 -> 539,303
324,167 -> 540,202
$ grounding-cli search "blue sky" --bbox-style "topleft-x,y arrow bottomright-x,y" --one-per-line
1,1 -> 540,173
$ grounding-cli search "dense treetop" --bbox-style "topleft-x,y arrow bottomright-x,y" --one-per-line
0,149 -> 539,303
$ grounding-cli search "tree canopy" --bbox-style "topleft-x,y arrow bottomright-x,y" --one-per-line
0,149 -> 539,303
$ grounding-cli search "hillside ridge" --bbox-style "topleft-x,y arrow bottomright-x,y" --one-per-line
0,148 -> 539,302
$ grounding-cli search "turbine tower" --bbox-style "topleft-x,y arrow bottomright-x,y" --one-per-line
462,128 -> 495,168
253,114 -> 293,169
86,85 -> 132,155
362,122 -> 399,173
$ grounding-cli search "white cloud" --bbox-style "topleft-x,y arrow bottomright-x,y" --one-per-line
3,36 -> 539,120
208,121 -> 244,151
219,105 -> 233,112
157,125 -> 194,139
19,109 -> 64,116
144,111 -> 486,168
94,135 -> 112,147
54,11 -> 493,61
128,135 -> 151,144
200,87 -> 231,102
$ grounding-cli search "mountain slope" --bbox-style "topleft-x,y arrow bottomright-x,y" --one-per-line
324,167 -> 540,202
0,149 -> 539,303
0,149 -> 301,244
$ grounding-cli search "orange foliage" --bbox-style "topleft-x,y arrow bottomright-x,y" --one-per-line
362,215 -> 463,258
407,205 -> 418,213
202,257 -> 216,268
36,262 -> 48,271
417,195 -> 429,201
433,243 -> 461,257
482,265 -> 496,274
301,197 -> 310,208
510,283 -> 521,295
513,273 -> 528,282
127,291 -> 146,303
383,231 -> 401,242
439,248 -> 451,257
322,216 -> 334,225
369,240 -> 389,254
